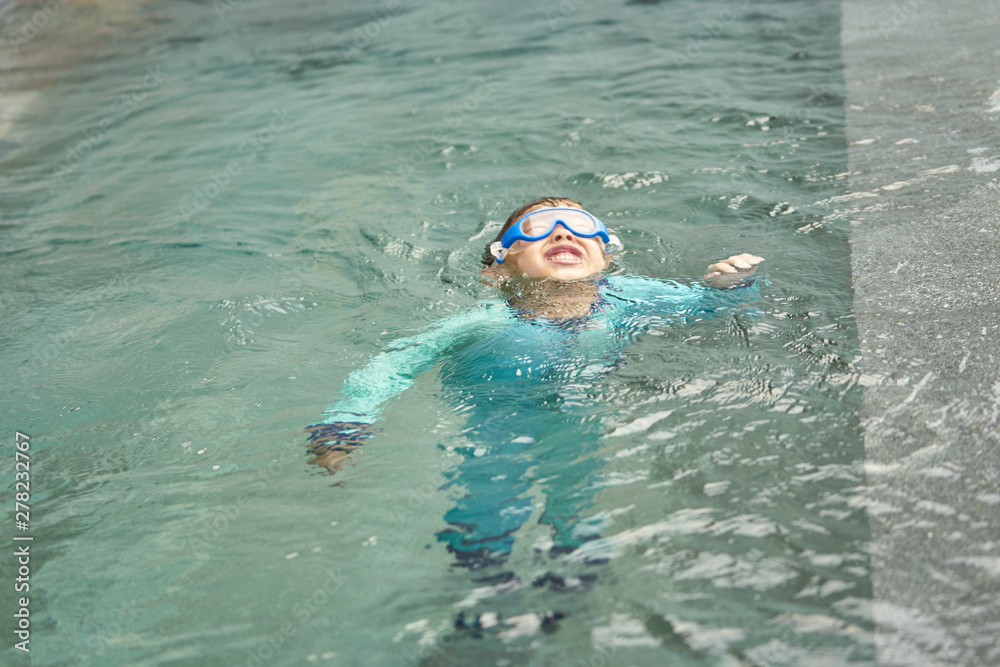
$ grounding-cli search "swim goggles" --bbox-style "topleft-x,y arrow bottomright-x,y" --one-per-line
489,207 -> 622,264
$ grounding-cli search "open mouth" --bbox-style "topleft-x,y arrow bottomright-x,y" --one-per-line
545,244 -> 584,264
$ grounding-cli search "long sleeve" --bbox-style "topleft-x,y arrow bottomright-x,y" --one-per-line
603,274 -> 761,323
318,302 -> 511,424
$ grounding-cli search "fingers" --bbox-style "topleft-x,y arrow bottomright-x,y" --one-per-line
705,264 -> 736,277
308,445 -> 354,473
305,421 -> 375,474
704,253 -> 765,289
706,253 -> 764,276
725,253 -> 764,270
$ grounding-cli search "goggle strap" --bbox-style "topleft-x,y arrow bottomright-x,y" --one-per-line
490,241 -> 507,263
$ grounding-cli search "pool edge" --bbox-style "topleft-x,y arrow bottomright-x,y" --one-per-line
842,0 -> 1000,664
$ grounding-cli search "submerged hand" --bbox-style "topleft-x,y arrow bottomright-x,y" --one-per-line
305,421 -> 375,473
705,253 -> 764,289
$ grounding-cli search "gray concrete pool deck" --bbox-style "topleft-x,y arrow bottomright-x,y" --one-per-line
843,0 -> 1000,664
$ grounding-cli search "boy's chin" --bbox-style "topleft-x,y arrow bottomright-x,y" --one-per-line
517,268 -> 605,284
481,261 -> 607,285
540,260 -> 608,280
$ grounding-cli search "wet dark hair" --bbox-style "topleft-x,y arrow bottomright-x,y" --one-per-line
480,196 -> 585,267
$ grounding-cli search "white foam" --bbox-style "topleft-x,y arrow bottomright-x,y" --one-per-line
597,171 -> 668,189
950,557 -> 1000,577
497,613 -> 541,640
988,85 -> 1000,113
919,164 -> 959,175
607,410 -> 673,438
0,90 -> 40,141
968,156 -> 1000,173
591,614 -> 661,650
881,179 -> 921,191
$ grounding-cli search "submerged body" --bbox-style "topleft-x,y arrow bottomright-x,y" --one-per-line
311,274 -> 759,567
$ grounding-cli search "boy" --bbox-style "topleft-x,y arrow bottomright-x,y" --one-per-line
307,197 -> 763,569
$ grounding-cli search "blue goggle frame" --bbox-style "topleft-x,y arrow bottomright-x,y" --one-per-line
490,207 -> 621,264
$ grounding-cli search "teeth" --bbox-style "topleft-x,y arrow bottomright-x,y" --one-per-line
548,252 -> 581,262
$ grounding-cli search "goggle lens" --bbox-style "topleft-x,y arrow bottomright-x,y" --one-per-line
518,209 -> 599,237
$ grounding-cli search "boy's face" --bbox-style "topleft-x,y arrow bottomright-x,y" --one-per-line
501,206 -> 610,281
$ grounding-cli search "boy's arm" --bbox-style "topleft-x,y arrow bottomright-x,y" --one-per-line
686,254 -> 765,317
307,303 -> 507,471
606,254 -> 764,322
318,303 -> 506,424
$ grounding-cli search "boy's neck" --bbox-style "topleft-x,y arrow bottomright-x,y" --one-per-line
499,274 -> 604,321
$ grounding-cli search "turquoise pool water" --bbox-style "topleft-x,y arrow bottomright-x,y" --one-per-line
1,0 -> 873,664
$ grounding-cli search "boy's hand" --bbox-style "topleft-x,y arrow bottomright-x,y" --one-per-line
305,421 -> 375,473
705,253 -> 764,289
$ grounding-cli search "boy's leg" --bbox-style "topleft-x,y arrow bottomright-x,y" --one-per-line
436,432 -> 536,569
